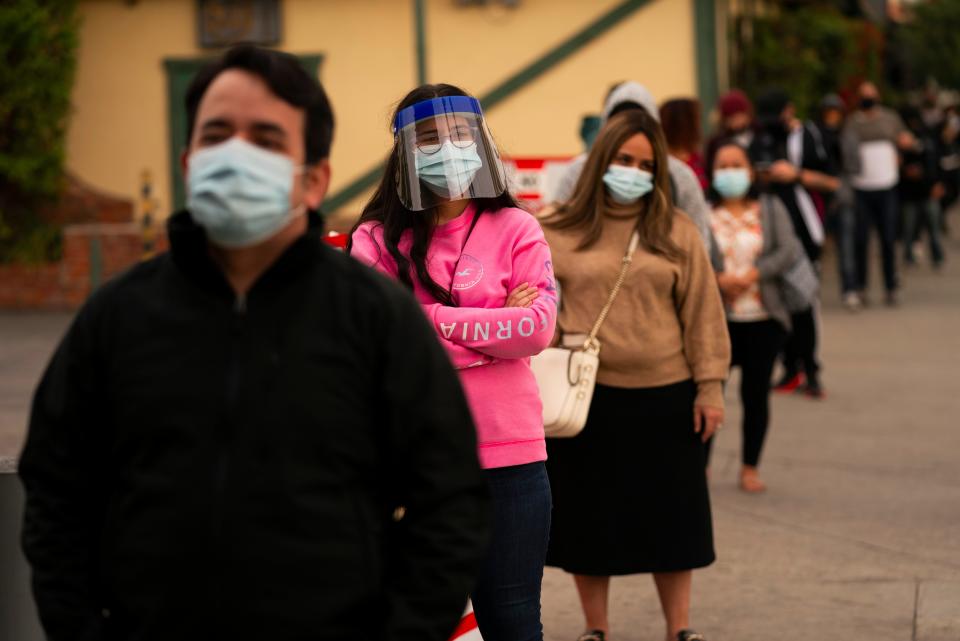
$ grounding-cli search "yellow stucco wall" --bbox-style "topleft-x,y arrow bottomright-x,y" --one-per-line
68,0 -> 698,219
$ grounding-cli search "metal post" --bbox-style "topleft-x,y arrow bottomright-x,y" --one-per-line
414,0 -> 427,86
694,0 -> 720,137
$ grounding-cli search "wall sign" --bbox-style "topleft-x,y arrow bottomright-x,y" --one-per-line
197,0 -> 281,48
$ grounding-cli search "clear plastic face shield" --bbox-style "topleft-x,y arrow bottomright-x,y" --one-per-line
393,96 -> 508,211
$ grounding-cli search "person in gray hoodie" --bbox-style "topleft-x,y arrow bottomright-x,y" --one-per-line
551,81 -> 714,256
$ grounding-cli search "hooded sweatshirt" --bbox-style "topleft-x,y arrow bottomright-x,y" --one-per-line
351,204 -> 557,469
551,81 -> 713,250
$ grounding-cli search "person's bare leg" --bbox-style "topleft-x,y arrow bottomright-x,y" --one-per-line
573,574 -> 611,636
653,570 -> 692,641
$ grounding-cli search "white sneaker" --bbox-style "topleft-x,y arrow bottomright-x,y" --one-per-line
843,292 -> 863,312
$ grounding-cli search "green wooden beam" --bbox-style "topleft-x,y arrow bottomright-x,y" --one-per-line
479,0 -> 651,110
324,0 -> 652,214
414,0 -> 427,86
694,0 -> 719,137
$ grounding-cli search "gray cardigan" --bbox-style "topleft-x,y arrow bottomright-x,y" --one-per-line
718,196 -> 804,331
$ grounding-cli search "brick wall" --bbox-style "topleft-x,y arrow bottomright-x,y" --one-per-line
0,223 -> 168,310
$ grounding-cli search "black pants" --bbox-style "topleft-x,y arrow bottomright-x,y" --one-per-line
707,320 -> 785,467
782,306 -> 819,383
855,188 -> 899,292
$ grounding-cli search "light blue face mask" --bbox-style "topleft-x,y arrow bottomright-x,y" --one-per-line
415,141 -> 484,199
712,168 -> 752,200
187,138 -> 305,248
603,165 -> 654,204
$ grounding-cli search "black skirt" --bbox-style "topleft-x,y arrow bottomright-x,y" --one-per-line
545,380 -> 715,575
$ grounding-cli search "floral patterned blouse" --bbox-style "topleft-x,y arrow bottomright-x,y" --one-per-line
710,204 -> 769,322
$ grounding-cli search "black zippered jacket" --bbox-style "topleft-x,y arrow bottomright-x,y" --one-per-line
19,211 -> 490,641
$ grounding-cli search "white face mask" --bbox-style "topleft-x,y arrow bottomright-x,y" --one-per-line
414,141 -> 484,199
187,138 -> 305,248
602,165 -> 654,204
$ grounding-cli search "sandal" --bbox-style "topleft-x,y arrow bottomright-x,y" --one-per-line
576,630 -> 606,641
677,630 -> 707,641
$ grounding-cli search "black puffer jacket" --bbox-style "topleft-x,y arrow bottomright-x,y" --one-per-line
19,211 -> 490,641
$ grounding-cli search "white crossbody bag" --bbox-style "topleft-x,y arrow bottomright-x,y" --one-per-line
531,231 -> 640,438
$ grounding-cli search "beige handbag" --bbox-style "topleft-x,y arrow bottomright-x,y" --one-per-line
531,231 -> 640,438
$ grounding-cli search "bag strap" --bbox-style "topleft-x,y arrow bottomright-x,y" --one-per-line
584,230 -> 640,349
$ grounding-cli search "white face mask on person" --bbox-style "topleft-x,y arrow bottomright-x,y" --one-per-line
414,141 -> 484,199
187,137 -> 305,248
603,165 -> 654,204
712,168 -> 752,200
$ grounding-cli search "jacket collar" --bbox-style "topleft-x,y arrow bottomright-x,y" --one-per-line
167,209 -> 327,303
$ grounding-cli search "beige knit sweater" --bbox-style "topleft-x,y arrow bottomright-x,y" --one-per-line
542,211 -> 731,409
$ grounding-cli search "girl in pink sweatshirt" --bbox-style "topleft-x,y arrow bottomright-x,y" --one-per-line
349,84 -> 556,641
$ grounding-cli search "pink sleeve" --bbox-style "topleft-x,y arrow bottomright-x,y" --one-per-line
350,223 -> 495,370
349,223 -> 398,276
423,219 -> 558,359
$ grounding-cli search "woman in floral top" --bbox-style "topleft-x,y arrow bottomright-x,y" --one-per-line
707,141 -> 805,492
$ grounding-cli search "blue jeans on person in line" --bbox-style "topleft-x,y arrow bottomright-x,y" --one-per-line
471,461 -> 552,641
854,188 -> 900,293
902,198 -> 945,266
836,204 -> 859,294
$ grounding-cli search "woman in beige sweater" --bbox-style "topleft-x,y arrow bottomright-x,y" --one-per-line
541,109 -> 730,641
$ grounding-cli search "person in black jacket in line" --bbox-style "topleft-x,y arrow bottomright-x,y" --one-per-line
18,45 -> 490,641
899,106 -> 946,269
750,89 -> 839,399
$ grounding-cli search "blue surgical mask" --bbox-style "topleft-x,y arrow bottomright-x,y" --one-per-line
415,141 -> 483,199
603,165 -> 654,204
187,138 -> 304,248
712,168 -> 752,200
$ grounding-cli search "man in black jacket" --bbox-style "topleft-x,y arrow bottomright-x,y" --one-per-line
750,88 -> 840,399
19,45 -> 490,641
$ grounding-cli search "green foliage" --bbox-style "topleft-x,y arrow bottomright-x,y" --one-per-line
0,210 -> 62,264
0,0 -> 79,263
904,1 -> 960,88
732,5 -> 879,117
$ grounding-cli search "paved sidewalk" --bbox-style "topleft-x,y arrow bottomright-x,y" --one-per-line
0,313 -> 71,463
1,236 -> 958,640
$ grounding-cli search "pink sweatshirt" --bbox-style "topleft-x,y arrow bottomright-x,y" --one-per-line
351,204 -> 557,469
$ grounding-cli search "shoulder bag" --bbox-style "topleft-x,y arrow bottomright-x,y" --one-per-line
530,231 -> 640,438
762,195 -> 819,313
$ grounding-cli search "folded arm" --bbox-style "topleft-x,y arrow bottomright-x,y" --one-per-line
350,225 -> 494,369
425,232 -> 557,360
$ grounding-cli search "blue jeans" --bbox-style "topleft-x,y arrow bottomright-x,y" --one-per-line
471,462 -> 552,641
854,188 -> 899,293
835,205 -> 859,294
902,199 -> 945,265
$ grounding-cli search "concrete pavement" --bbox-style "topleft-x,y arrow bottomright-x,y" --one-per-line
1,234 -> 958,640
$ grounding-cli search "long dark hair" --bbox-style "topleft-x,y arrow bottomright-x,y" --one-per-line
347,83 -> 518,305
542,109 -> 683,261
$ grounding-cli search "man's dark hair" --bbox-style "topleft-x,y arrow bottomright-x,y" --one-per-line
185,44 -> 334,163
755,88 -> 791,121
